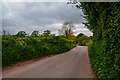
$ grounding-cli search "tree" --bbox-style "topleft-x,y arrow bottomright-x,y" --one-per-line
58,22 -> 75,39
31,31 -> 39,37
7,32 -> 11,35
76,33 -> 84,39
68,34 -> 76,41
75,33 -> 90,45
16,31 -> 27,37
78,35 -> 89,46
2,30 -> 11,35
50,34 -> 55,37
68,1 -> 120,79
3,30 -> 7,35
43,30 -> 51,36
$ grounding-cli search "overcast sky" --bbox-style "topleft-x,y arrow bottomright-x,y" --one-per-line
2,2 -> 93,36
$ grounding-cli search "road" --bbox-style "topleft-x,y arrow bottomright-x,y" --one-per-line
3,46 -> 95,78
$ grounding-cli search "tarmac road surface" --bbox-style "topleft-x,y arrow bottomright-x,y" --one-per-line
3,46 -> 95,78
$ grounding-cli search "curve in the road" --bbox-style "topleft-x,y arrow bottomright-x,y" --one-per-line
3,46 -> 96,78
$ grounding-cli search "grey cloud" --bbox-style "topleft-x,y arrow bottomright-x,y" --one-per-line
2,2 -> 83,26
2,2 -> 92,36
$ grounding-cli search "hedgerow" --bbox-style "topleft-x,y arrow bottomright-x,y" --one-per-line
80,2 -> 120,79
2,36 -> 76,67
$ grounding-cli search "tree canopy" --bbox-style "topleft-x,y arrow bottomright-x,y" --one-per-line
58,22 -> 75,39
78,2 -> 120,79
16,31 -> 27,37
43,30 -> 51,36
31,31 -> 39,37
76,33 -> 84,39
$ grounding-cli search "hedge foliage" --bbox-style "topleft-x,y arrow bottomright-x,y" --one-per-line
2,36 -> 76,67
80,2 -> 120,79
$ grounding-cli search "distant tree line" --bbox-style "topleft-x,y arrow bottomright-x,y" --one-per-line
2,30 -> 55,37
2,21 -> 91,46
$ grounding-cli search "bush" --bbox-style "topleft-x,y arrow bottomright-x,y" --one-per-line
80,2 -> 120,79
2,36 -> 76,67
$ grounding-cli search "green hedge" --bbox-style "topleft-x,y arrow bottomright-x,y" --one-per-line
80,2 -> 120,79
2,36 -> 76,67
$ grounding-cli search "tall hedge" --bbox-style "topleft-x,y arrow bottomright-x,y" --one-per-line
2,36 -> 76,67
80,2 -> 120,79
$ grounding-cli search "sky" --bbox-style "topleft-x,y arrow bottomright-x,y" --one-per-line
2,2 -> 93,36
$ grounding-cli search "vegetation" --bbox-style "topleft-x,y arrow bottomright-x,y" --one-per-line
16,31 -> 27,37
58,22 -> 75,39
2,21 -> 78,67
2,35 -> 76,67
31,31 -> 39,37
58,21 -> 91,45
2,20 -> 90,68
76,33 -> 90,46
76,33 -> 84,39
78,2 -> 120,79
42,30 -> 51,36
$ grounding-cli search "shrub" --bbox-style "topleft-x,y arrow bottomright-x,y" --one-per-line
81,2 -> 120,79
2,36 -> 76,67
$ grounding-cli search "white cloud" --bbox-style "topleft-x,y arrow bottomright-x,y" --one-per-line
5,11 -> 14,19
45,23 -> 62,29
2,0 -> 68,2
74,23 -> 93,36
2,2 -> 93,36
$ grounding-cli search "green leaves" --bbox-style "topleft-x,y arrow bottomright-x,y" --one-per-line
2,36 -> 76,67
82,2 -> 120,79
